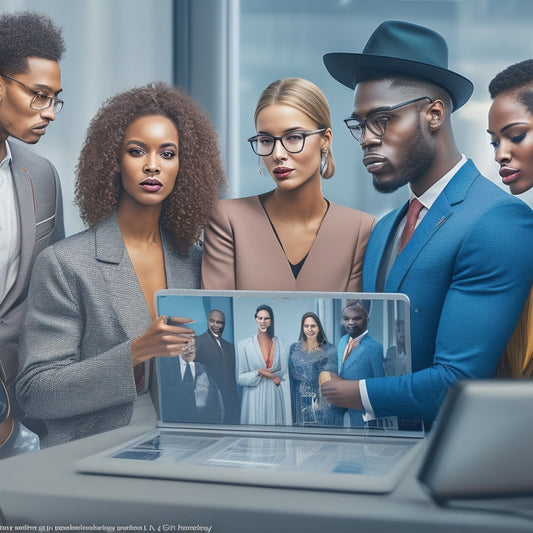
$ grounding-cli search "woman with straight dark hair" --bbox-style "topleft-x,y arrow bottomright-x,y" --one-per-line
288,312 -> 337,426
236,305 -> 291,425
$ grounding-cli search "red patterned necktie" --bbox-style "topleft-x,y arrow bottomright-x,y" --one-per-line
398,198 -> 423,254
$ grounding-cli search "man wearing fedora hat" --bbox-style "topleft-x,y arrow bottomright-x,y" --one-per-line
321,20 -> 533,424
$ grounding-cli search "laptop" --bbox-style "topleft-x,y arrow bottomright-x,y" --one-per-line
77,290 -> 424,493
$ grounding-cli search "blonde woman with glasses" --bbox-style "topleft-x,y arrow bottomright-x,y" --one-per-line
202,77 -> 374,291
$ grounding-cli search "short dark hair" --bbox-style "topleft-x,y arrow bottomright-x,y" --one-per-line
0,11 -> 65,74
489,59 -> 533,114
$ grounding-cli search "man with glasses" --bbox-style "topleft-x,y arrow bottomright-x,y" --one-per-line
321,20 -> 533,426
0,11 -> 65,450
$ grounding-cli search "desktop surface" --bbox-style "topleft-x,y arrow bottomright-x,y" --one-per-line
0,415 -> 532,533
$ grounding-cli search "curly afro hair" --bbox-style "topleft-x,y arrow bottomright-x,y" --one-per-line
0,11 -> 65,74
75,82 -> 227,255
489,59 -> 533,114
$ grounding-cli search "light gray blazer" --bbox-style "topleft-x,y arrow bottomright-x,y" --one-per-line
16,212 -> 200,446
0,140 -> 64,387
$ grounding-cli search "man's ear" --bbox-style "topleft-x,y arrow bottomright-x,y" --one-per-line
426,99 -> 446,131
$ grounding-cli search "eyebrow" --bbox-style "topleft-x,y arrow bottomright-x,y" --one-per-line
349,105 -> 393,120
256,127 -> 309,135
31,83 -> 63,96
125,140 -> 178,150
487,121 -> 529,136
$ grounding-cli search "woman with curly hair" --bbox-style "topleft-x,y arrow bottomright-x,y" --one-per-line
16,82 -> 226,446
201,77 -> 375,291
487,59 -> 533,379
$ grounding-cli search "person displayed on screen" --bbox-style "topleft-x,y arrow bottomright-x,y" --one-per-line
158,337 -> 224,424
15,82 -> 226,446
0,11 -> 66,453
237,305 -> 291,425
288,312 -> 337,426
321,20 -> 533,424
194,309 -> 240,423
322,300 -> 383,427
201,77 -> 375,291
488,58 -> 533,378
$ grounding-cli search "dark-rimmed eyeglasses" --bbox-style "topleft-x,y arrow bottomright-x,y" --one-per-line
344,97 -> 433,143
248,128 -> 326,156
0,73 -> 64,113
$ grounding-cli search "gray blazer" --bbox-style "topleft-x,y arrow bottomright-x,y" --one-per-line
16,212 -> 200,446
0,140 -> 64,387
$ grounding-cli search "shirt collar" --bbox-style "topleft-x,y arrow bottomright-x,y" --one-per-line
352,330 -> 368,342
408,154 -> 467,209
179,356 -> 193,367
0,142 -> 12,169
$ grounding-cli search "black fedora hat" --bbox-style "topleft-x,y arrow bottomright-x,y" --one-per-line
323,20 -> 473,111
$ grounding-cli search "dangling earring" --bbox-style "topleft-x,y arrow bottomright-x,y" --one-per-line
258,157 -> 263,176
320,149 -> 329,177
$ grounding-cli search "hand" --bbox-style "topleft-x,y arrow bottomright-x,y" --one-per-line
180,337 -> 196,361
320,374 -> 362,409
131,315 -> 195,365
257,368 -> 281,386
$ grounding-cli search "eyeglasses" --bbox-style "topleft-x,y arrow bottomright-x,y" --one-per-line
248,128 -> 326,156
344,96 -> 432,143
0,73 -> 64,113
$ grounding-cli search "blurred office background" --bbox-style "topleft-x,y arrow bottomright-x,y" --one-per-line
2,0 -> 533,236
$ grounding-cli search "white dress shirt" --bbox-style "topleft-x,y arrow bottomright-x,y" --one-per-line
0,141 -> 20,304
179,356 -> 196,380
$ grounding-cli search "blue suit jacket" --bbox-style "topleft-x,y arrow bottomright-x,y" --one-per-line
337,334 -> 384,379
363,160 -> 533,422
337,333 -> 384,426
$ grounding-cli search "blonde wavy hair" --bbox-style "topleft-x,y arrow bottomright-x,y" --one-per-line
497,291 -> 533,378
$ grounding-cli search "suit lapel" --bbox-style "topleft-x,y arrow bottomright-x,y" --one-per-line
94,213 -> 151,341
337,335 -> 349,373
1,155 -> 36,313
385,199 -> 452,291
363,207 -> 405,292
341,341 -> 362,375
384,160 -> 478,292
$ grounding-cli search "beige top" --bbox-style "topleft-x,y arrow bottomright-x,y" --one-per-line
201,194 -> 375,291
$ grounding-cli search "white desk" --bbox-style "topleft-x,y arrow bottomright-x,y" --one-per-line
0,413 -> 532,532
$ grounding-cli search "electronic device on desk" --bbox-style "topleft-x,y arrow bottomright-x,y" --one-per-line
78,290 -> 425,494
418,379 -> 533,510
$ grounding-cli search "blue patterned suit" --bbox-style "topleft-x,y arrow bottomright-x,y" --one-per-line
363,160 -> 533,422
337,333 -> 384,426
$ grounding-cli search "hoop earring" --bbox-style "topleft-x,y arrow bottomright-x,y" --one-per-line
258,157 -> 263,176
320,149 -> 329,177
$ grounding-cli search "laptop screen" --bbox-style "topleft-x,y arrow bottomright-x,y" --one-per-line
77,290 -> 424,493
155,290 -> 417,433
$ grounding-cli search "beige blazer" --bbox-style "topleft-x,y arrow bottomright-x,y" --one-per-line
201,194 -> 375,291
